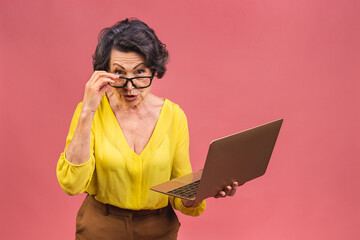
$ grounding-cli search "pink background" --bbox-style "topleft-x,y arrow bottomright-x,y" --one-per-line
1,0 -> 359,239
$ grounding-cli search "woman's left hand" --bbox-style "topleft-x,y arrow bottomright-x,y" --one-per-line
214,181 -> 238,198
181,181 -> 239,208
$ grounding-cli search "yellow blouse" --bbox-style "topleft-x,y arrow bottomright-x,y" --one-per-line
56,95 -> 206,216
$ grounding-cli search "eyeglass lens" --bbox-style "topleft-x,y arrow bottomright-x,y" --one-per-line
111,77 -> 152,88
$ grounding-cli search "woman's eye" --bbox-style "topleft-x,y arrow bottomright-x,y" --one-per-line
115,70 -> 123,75
136,69 -> 145,74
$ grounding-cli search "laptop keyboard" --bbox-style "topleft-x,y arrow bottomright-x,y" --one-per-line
167,180 -> 201,199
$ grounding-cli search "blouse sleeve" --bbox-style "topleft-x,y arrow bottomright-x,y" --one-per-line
56,103 -> 96,196
170,107 -> 206,216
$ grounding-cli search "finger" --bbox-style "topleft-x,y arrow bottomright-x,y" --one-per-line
93,77 -> 116,92
99,83 -> 112,95
182,199 -> 196,207
214,191 -> 226,198
89,71 -> 106,83
223,186 -> 232,196
90,71 -> 118,84
228,182 -> 238,196
94,74 -> 118,85
105,84 -> 113,93
105,72 -> 119,79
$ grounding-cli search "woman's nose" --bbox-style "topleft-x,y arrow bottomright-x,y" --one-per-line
124,80 -> 135,90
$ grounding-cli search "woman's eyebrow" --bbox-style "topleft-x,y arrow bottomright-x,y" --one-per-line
133,63 -> 145,70
113,63 -> 145,70
113,63 -> 125,69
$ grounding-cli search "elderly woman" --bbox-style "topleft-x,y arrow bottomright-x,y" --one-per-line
57,18 -> 238,240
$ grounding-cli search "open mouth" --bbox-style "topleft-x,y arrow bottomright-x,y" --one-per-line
124,95 -> 137,101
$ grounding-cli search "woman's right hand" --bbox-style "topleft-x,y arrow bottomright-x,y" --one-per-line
82,71 -> 118,113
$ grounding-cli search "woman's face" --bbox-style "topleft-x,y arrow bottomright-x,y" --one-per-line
108,49 -> 153,107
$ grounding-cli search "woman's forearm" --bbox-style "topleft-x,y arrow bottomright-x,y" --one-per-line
65,110 -> 95,165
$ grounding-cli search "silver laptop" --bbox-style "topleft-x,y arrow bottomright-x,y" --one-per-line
150,119 -> 283,204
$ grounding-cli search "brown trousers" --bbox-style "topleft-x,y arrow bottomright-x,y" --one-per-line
75,195 -> 180,240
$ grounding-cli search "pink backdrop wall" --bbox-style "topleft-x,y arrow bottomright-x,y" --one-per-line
1,0 -> 359,239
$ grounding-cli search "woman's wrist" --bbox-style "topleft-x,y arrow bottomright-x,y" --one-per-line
80,106 -> 96,118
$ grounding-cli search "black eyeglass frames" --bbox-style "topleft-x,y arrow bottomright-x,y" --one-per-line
108,72 -> 155,89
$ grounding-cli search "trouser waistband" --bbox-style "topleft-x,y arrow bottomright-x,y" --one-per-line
87,195 -> 167,217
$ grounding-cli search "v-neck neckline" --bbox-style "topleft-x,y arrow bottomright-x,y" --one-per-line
103,94 -> 168,158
